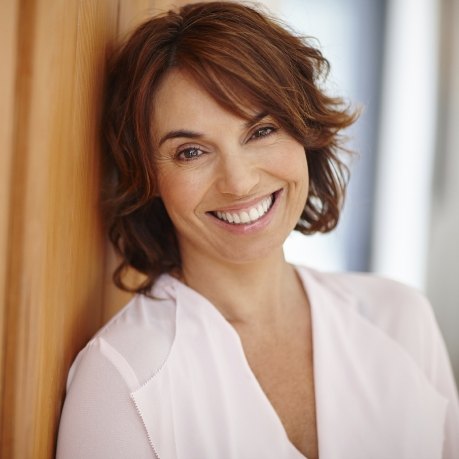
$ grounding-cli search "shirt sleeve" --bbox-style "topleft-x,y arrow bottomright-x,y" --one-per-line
56,338 -> 154,459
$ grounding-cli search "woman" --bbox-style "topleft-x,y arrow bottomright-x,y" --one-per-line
56,2 -> 459,458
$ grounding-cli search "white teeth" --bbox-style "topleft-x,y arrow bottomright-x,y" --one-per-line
212,193 -> 274,225
249,208 -> 259,221
240,212 -> 250,224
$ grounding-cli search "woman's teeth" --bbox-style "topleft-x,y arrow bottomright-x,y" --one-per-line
213,194 -> 274,225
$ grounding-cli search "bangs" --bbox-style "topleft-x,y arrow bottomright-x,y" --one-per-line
172,56 -> 307,147
184,64 -> 262,121
167,17 -> 303,133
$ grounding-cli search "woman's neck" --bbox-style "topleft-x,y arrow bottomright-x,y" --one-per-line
180,249 -> 305,327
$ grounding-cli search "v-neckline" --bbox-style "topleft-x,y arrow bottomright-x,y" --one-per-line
171,265 -> 315,459
134,267 -> 449,459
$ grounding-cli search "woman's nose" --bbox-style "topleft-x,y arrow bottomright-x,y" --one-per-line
215,151 -> 260,197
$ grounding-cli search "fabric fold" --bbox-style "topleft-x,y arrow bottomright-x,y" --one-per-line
131,267 -> 450,459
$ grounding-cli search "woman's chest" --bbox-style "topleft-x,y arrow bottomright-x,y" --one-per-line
237,328 -> 318,459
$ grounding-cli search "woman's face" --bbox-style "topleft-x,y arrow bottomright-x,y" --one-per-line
152,70 -> 309,268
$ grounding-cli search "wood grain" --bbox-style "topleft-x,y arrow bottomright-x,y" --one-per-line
0,0 -> 19,447
0,0 -> 154,457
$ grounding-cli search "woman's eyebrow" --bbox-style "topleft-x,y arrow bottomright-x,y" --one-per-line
244,111 -> 270,128
157,112 -> 270,146
158,129 -> 203,146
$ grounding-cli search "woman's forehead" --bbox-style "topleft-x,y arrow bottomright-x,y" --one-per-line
152,69 -> 265,131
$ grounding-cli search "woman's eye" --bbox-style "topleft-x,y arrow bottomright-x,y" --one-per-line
250,126 -> 277,140
176,147 -> 203,161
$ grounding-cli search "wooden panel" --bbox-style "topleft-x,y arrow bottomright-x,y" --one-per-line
0,0 -> 19,444
118,0 -> 157,34
154,0 -> 218,11
1,0 -> 118,457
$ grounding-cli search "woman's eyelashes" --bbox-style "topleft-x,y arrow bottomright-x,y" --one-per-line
175,146 -> 205,162
249,125 -> 278,140
173,125 -> 279,162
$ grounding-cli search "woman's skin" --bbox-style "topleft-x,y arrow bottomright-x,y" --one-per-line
152,69 -> 319,459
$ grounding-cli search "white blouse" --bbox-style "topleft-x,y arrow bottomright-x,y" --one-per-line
56,266 -> 459,458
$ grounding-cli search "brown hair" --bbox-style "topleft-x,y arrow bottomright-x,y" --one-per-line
102,1 -> 357,294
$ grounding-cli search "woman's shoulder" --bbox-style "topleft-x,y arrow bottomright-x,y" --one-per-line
68,275 -> 177,392
297,265 -> 439,366
299,264 -> 431,318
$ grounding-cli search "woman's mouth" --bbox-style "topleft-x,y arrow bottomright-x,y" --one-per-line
209,192 -> 278,225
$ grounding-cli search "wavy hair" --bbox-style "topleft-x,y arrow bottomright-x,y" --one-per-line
102,1 -> 358,294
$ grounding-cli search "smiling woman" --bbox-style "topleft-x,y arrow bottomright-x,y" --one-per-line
152,70 -> 309,266
100,1 -> 354,295
56,2 -> 459,459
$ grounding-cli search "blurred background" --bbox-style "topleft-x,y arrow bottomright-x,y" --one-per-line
0,0 -> 457,457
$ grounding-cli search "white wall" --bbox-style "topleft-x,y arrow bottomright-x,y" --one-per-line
371,0 -> 439,290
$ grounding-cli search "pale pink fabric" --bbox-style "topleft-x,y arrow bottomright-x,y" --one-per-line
56,266 -> 459,458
